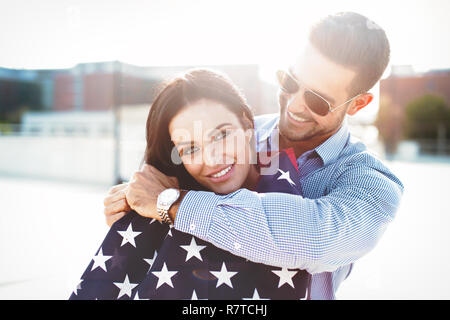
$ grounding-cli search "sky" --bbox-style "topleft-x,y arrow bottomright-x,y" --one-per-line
0,0 -> 449,83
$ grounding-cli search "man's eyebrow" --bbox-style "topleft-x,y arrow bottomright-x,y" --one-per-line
288,67 -> 335,105
311,88 -> 335,105
207,123 -> 233,138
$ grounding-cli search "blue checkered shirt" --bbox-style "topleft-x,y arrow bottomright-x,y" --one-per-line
174,113 -> 404,299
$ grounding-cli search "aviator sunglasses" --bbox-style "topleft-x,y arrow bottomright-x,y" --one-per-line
276,69 -> 361,116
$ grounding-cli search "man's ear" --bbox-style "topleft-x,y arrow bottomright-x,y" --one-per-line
347,93 -> 373,116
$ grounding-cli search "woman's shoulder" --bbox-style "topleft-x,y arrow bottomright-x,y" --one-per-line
254,113 -> 279,132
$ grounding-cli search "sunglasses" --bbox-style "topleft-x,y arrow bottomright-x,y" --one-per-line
276,69 -> 361,116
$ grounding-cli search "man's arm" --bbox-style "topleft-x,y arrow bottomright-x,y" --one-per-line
103,165 -> 180,224
172,164 -> 404,274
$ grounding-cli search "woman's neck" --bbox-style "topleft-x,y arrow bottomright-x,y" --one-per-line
242,163 -> 260,191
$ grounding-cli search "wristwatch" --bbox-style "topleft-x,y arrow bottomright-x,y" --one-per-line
156,188 -> 180,225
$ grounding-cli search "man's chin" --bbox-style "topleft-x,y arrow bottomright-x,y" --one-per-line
279,117 -> 317,142
281,130 -> 317,143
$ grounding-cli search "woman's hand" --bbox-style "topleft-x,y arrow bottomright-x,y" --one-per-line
103,183 -> 131,227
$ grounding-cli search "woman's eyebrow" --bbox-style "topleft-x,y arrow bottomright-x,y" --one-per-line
173,140 -> 194,148
174,123 -> 233,147
206,123 -> 233,138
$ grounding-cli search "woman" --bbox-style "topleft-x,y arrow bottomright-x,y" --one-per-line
69,69 -> 309,300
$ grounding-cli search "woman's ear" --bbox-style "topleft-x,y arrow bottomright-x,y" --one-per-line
347,93 -> 373,116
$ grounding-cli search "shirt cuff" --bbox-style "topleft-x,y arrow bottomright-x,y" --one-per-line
174,190 -> 222,239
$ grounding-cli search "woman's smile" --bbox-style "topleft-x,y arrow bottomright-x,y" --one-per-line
206,163 -> 235,183
169,99 -> 254,195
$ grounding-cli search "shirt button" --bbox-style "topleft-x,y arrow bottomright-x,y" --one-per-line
234,242 -> 241,250
189,224 -> 196,231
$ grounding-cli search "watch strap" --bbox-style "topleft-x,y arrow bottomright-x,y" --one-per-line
157,207 -> 174,225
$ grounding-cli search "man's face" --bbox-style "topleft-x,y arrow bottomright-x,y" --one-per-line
278,42 -> 357,142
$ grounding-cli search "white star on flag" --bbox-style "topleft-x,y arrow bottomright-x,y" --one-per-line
152,263 -> 178,289
113,275 -> 138,299
277,169 -> 296,186
73,279 -> 83,295
272,267 -> 298,288
91,248 -> 112,272
133,292 -> 149,300
143,250 -> 158,273
149,218 -> 162,225
210,262 -> 238,288
180,237 -> 207,262
243,288 -> 270,300
167,224 -> 174,237
187,289 -> 207,300
117,223 -> 142,247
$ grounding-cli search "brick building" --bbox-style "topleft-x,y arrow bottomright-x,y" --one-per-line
381,66 -> 450,112
379,66 -> 450,150
0,62 -> 278,120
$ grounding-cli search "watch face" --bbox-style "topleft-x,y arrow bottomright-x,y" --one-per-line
160,188 -> 179,205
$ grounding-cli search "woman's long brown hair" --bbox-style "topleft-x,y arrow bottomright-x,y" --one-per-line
144,68 -> 254,190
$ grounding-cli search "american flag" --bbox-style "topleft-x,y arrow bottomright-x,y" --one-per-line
69,148 -> 310,300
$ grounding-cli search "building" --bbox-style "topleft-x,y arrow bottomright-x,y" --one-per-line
381,66 -> 450,113
0,62 -> 279,184
0,62 -> 278,123
379,66 -> 450,155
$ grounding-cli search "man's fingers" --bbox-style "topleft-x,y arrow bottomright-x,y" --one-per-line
106,211 -> 127,227
138,164 -> 179,188
103,187 -> 127,206
108,183 -> 128,195
104,183 -> 130,227
104,199 -> 131,216
140,163 -> 153,173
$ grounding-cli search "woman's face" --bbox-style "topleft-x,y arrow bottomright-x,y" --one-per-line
169,99 -> 254,194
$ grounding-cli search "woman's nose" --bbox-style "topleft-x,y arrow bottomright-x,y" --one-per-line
203,143 -> 224,167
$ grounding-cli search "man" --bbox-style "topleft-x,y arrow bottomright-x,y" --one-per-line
103,12 -> 404,299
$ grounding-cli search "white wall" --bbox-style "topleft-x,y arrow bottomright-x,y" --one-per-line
0,136 -> 145,185
0,105 -> 149,185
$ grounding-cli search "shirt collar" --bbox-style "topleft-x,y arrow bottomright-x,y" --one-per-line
256,115 -> 350,165
314,119 -> 350,166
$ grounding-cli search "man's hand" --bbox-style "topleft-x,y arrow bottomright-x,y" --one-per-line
103,183 -> 131,227
126,164 -> 179,220
103,164 -> 180,226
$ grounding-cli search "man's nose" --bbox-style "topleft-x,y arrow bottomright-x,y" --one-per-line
287,90 -> 308,113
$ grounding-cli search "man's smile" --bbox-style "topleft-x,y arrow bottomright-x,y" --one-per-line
287,110 -> 314,125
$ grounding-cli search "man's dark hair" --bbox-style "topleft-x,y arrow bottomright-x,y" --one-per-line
309,12 -> 390,96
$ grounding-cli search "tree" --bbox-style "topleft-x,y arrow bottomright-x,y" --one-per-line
0,79 -> 42,123
403,94 -> 450,140
375,96 -> 403,155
